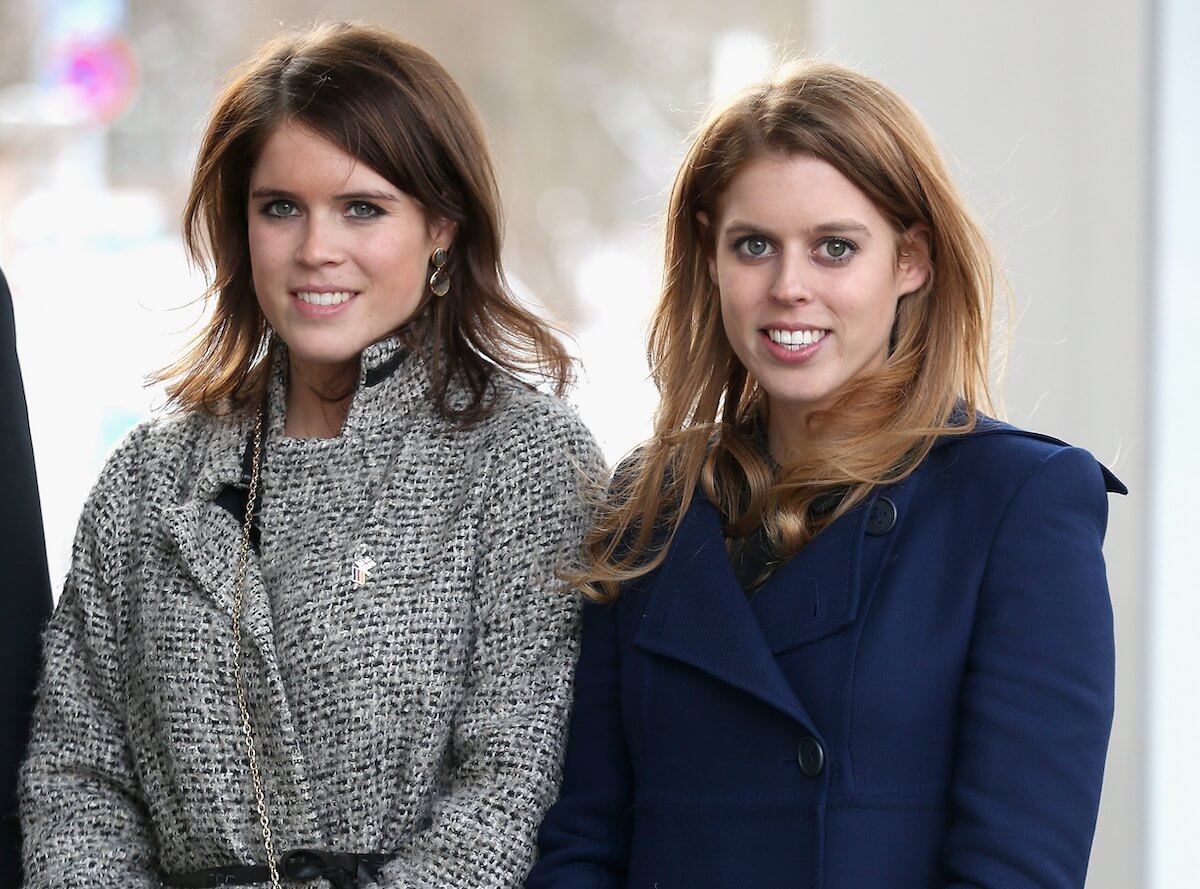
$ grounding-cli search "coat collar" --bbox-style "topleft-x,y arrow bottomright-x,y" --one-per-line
181,335 -> 434,502
264,335 -> 434,441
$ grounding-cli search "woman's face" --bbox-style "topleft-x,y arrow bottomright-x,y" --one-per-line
705,153 -> 927,444
247,122 -> 453,387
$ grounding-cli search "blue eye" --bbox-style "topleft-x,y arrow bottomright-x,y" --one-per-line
347,202 -> 383,219
735,235 -> 774,258
818,238 -> 856,261
262,199 -> 299,218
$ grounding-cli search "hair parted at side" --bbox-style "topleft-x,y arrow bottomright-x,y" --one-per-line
156,20 -> 572,423
576,58 -> 1000,601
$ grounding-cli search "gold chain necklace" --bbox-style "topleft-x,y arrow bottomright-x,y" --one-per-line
231,408 -> 284,889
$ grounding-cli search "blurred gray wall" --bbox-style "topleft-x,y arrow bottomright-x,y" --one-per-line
1149,0 -> 1200,886
807,2 -> 1151,887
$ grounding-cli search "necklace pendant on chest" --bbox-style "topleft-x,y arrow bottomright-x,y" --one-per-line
351,554 -> 377,587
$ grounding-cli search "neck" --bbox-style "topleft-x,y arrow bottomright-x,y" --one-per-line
766,407 -> 810,466
283,361 -> 356,439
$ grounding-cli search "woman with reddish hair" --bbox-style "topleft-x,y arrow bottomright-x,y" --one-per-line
528,59 -> 1123,889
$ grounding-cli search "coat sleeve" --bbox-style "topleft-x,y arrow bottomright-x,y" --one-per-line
523,596 -> 634,889
942,446 -> 1116,888
19,443 -> 162,888
375,404 -> 607,889
0,268 -> 54,889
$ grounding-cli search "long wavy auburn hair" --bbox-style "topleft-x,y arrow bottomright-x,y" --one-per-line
578,59 -> 1000,601
155,21 -> 572,423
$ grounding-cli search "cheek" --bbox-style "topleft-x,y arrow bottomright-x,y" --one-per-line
715,264 -> 750,317
859,290 -> 903,352
386,247 -> 429,293
247,225 -> 285,274
877,287 -> 903,323
717,285 -> 742,339
718,294 -> 756,366
377,229 -> 426,272
844,269 -> 901,319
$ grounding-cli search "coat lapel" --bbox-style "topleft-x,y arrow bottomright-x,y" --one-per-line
633,496 -> 815,728
160,416 -> 279,660
632,479 -> 918,726
750,481 -> 915,655
158,416 -> 323,845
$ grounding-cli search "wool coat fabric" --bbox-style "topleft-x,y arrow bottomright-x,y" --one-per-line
527,420 -> 1125,889
20,337 -> 605,889
0,268 -> 53,889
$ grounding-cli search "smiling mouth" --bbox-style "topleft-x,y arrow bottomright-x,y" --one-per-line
765,328 -> 828,350
295,291 -> 355,306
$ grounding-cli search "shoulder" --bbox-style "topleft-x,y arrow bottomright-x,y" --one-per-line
477,375 -> 606,478
82,410 -> 229,515
902,417 -> 1123,590
97,409 -> 219,475
466,381 -> 605,573
924,415 -> 1126,496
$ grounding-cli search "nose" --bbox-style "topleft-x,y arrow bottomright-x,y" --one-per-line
295,215 -> 343,267
769,251 -> 812,304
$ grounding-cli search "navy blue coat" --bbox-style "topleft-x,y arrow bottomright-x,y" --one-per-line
528,421 -> 1125,889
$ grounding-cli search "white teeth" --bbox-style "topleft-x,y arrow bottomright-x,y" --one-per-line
296,291 -> 354,306
767,328 -> 827,348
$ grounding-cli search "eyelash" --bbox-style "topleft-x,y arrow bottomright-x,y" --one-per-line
817,237 -> 857,263
260,199 -> 298,219
347,201 -> 384,219
256,200 -> 387,220
732,235 -> 776,258
730,235 -> 859,263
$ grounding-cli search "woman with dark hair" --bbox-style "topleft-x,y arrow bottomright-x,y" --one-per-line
21,22 -> 601,889
527,59 -> 1123,889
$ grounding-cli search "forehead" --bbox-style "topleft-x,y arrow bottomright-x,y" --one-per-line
249,121 -> 388,190
716,153 -> 886,228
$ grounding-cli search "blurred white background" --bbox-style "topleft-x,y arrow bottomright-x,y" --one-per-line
2,1 -> 1194,886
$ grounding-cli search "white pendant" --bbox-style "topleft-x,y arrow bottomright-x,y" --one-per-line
351,555 -> 377,587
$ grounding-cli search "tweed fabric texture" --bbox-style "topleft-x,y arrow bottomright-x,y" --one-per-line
20,336 -> 605,888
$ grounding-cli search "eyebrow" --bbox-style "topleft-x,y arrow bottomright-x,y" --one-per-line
722,218 -> 873,239
249,187 -> 403,203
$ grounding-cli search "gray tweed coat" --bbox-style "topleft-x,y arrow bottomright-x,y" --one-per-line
19,337 -> 605,888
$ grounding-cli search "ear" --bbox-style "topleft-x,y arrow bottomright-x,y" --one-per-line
897,224 -> 931,295
429,217 -> 458,251
697,211 -> 718,286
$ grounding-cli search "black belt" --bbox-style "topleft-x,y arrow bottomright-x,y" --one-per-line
164,849 -> 391,889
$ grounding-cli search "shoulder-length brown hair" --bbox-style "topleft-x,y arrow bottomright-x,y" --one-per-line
157,21 -> 571,422
579,59 -> 999,601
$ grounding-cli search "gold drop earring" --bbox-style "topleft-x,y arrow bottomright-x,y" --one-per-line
429,247 -> 450,297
